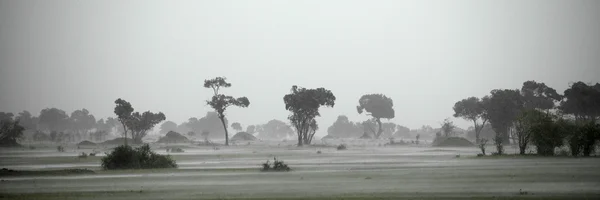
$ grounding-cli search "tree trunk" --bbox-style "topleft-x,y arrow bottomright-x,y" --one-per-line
121,123 -> 128,146
297,131 -> 303,146
375,118 -> 383,139
473,120 -> 480,144
219,116 -> 229,146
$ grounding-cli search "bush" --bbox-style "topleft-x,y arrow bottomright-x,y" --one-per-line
57,145 -> 65,152
78,152 -> 88,158
101,144 -> 177,170
166,147 -> 184,153
337,144 -> 347,150
261,157 -> 290,172
530,115 -> 564,156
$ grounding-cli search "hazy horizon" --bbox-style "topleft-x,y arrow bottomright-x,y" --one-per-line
1,0 -> 599,136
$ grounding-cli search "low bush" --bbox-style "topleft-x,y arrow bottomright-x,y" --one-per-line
101,144 -> 177,170
261,157 -> 290,172
167,147 -> 184,153
78,152 -> 88,158
337,144 -> 347,150
57,145 -> 65,152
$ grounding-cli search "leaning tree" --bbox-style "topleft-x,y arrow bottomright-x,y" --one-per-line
356,94 -> 395,139
126,111 -> 166,143
204,77 -> 250,146
114,99 -> 134,145
283,85 -> 335,146
453,97 -> 488,143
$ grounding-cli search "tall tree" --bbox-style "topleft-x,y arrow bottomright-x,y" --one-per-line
356,94 -> 395,139
485,89 -> 524,144
16,110 -> 38,130
0,116 -> 25,146
283,85 -> 335,146
231,122 -> 242,132
560,81 -> 600,122
160,121 -> 177,135
114,98 -> 134,145
453,97 -> 488,143
69,109 -> 96,137
204,77 -> 250,146
38,108 -> 69,133
520,80 -> 561,111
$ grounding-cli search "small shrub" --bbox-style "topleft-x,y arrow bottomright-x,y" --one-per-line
337,144 -> 347,150
57,146 -> 65,152
101,144 -> 177,170
316,150 -> 322,154
28,145 -> 36,150
78,152 -> 88,158
89,152 -> 96,156
170,148 -> 184,153
261,157 -> 290,172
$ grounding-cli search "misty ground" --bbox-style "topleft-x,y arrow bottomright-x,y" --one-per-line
1,141 -> 599,200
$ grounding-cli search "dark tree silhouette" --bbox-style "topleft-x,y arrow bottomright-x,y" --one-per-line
69,108 -> 96,138
39,108 -> 69,133
283,85 -> 335,146
485,89 -> 524,145
521,80 -> 561,111
0,115 -> 24,146
114,98 -> 134,145
126,111 -> 166,143
453,97 -> 488,143
356,94 -> 395,139
204,77 -> 250,146
560,82 -> 600,122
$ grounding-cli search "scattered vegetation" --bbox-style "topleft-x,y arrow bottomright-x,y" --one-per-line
101,144 -> 177,170
167,147 -> 184,153
57,145 -> 65,152
336,144 -> 347,150
261,157 -> 291,172
78,152 -> 88,158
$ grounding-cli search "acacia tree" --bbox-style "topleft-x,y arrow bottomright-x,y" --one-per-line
114,98 -> 134,145
69,109 -> 96,139
126,111 -> 166,143
453,97 -> 488,143
204,77 -> 250,146
356,94 -> 395,139
38,108 -> 69,133
231,122 -> 242,132
283,85 -> 335,146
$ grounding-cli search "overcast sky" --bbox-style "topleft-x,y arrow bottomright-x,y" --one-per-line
1,0 -> 599,136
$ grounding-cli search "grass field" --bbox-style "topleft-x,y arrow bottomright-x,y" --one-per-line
1,141 -> 599,199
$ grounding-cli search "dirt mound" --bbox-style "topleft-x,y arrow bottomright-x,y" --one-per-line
359,132 -> 372,139
432,137 -> 474,147
101,138 -> 140,145
157,131 -> 190,143
77,140 -> 96,146
231,132 -> 257,141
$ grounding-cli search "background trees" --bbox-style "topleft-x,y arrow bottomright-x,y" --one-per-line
356,94 -> 395,139
327,115 -> 362,138
256,119 -> 294,140
231,122 -> 242,132
559,81 -> 600,122
0,114 -> 24,146
160,121 -> 178,135
485,89 -> 523,145
283,85 -> 335,146
204,77 -> 250,146
126,111 -> 166,143
38,108 -> 69,133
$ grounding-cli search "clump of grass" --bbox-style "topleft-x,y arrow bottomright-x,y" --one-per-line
101,144 -> 177,170
337,144 -> 347,150
78,152 -> 88,158
261,157 -> 291,172
57,145 -> 65,152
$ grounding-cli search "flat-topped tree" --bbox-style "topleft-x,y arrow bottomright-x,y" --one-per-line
356,94 -> 395,139
127,111 -> 166,143
283,85 -> 335,146
453,97 -> 488,143
114,99 -> 134,146
231,122 -> 242,132
204,77 -> 250,146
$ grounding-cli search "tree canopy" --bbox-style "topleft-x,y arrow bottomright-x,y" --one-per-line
283,85 -> 335,146
485,89 -> 524,144
453,97 -> 488,142
204,77 -> 250,146
560,81 -> 600,121
356,94 -> 395,139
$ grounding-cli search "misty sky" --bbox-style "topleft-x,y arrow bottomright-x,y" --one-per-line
1,0 -> 599,136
